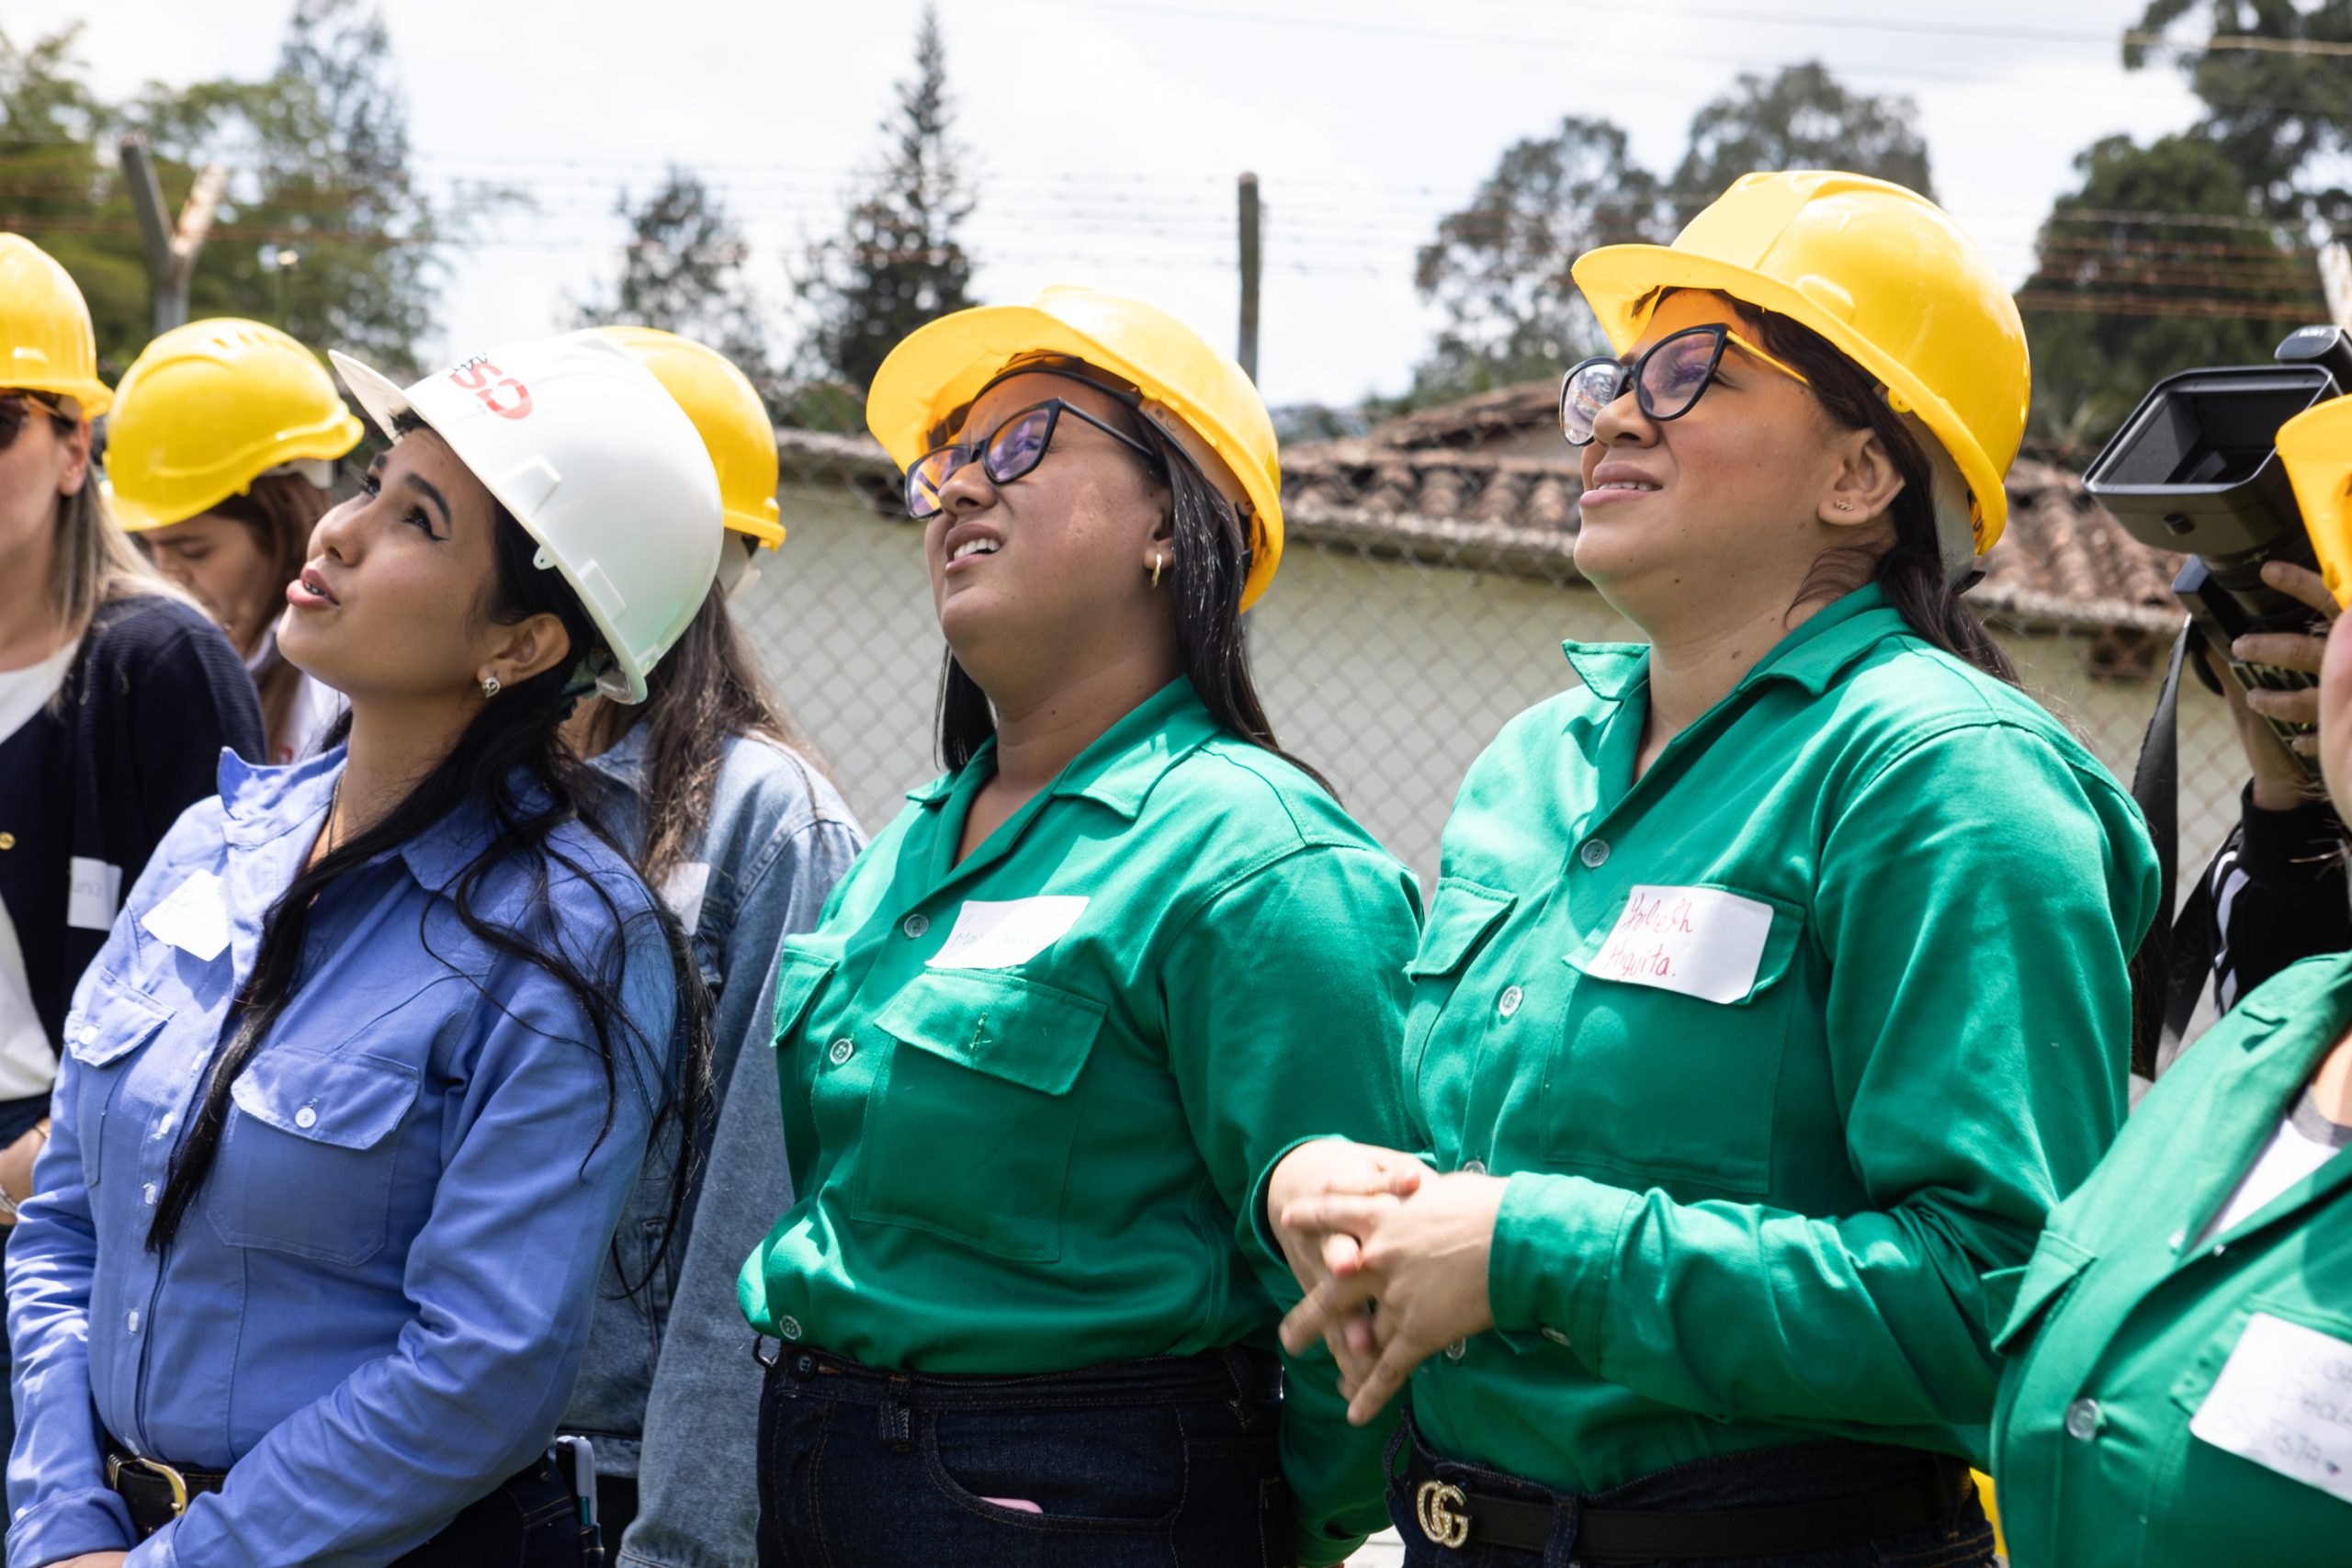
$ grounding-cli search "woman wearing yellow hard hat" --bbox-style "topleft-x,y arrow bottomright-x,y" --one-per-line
738,285 -> 1422,1566
554,325 -> 865,1563
0,233 -> 265,1489
1268,171 -> 2159,1565
105,318 -> 364,764
7,330 -> 719,1567
1982,393 -> 2352,1567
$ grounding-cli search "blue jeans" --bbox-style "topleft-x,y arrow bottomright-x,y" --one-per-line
1386,1410 -> 1994,1568
755,1345 -> 1290,1567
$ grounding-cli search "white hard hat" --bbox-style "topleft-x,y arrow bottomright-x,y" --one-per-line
330,331 -> 723,704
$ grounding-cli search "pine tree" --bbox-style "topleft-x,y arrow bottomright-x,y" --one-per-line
577,165 -> 779,405
797,4 -> 976,400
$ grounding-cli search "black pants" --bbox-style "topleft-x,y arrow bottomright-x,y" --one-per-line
389,1453 -> 591,1566
1387,1410 -> 1995,1568
756,1344 -> 1291,1567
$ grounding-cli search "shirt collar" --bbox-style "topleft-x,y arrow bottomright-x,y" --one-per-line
1559,584 -> 1907,706
906,678 -> 1224,823
581,720 -> 652,794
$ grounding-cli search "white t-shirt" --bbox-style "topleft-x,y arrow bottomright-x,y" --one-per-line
0,641 -> 82,1100
2196,1085 -> 2352,1248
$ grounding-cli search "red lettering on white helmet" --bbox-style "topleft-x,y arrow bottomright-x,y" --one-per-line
477,379 -> 532,420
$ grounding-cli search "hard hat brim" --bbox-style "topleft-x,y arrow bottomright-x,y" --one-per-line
104,420 -> 364,533
1573,243 -> 2010,548
727,505 -> 786,548
867,301 -> 1283,610
330,348 -> 662,703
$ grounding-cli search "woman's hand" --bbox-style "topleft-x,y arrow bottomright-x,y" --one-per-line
1279,1169 -> 1510,1426
0,1120 -> 49,1226
1264,1140 -> 1429,1382
2213,559 -> 2337,809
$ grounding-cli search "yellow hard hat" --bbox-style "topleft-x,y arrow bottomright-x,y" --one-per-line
105,318 -> 364,531
865,284 -> 1284,610
1572,170 -> 2030,554
2277,394 -> 2352,607
594,324 -> 786,548
0,233 -> 112,419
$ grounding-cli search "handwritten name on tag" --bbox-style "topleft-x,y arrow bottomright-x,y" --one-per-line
1577,885 -> 1774,1005
138,869 -> 232,962
66,857 -> 123,931
927,897 -> 1090,970
2190,1312 -> 2352,1504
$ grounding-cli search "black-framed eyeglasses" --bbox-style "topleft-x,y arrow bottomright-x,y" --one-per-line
904,399 -> 1161,521
0,389 -> 69,454
1557,323 -> 1811,447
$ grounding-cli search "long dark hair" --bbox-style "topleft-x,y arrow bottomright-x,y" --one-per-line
210,472 -> 335,752
149,425 -> 712,1260
583,575 -> 804,892
934,374 -> 1330,792
1657,291 -> 2022,686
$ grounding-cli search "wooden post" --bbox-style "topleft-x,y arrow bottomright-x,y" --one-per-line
118,135 -> 228,335
1238,172 -> 1261,383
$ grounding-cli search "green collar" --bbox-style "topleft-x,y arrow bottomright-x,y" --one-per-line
1560,584 -> 1908,705
908,678 -> 1223,823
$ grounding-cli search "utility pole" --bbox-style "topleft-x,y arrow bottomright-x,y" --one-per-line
119,135 -> 229,335
2322,240 -> 2352,335
1237,172 -> 1261,383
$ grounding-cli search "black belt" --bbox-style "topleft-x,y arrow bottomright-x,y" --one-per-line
106,1447 -> 229,1538
1403,1447 -> 1953,1560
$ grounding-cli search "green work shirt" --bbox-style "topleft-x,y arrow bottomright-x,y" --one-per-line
738,679 -> 1422,1566
1399,585 -> 2158,1494
1991,951 -> 2352,1566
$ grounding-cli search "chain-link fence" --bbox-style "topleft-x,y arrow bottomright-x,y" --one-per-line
733,447 -> 2252,894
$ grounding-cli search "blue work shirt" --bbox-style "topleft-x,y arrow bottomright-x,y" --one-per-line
6,747 -> 677,1568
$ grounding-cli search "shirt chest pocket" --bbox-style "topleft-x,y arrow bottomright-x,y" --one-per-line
1402,879 -> 1517,1100
207,1043 -> 423,1266
1541,886 -> 1803,1196
62,976 -> 175,1189
851,969 -> 1106,1264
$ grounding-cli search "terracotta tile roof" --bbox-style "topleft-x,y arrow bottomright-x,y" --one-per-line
775,394 -> 2189,635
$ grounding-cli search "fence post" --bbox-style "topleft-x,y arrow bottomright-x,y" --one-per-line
118,135 -> 228,335
1238,172 -> 1261,382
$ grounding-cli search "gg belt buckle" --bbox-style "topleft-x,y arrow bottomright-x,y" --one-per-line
1415,1478 -> 1471,1550
107,1452 -> 191,1517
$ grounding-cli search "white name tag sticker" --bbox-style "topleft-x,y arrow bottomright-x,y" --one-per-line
662,862 -> 713,932
927,897 -> 1090,970
2190,1311 -> 2352,1503
66,857 -> 123,932
138,869 -> 232,962
1577,885 -> 1774,1004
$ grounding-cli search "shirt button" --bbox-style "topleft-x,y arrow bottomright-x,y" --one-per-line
1541,1326 -> 1570,1348
828,1038 -> 855,1066
0,831 -> 14,851
1444,1339 -> 1468,1362
141,1182 -> 156,1207
901,913 -> 930,940
1579,839 -> 1610,868
779,1315 -> 804,1342
2064,1397 -> 2101,1441
1497,986 -> 1523,1019
125,1310 -> 141,1335
1462,1159 -> 1487,1176
76,1024 -> 96,1046
294,1105 -> 319,1130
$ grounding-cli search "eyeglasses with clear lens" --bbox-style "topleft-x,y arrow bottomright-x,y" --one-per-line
904,399 -> 1159,521
0,389 -> 66,454
1557,324 -> 1811,447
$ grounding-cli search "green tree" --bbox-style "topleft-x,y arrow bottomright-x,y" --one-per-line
1407,117 -> 1667,405
1,2 -> 447,378
796,3 -> 976,401
1671,62 -> 1933,224
576,164 -> 780,405
2019,132 -> 2316,450
2126,0 -> 2352,225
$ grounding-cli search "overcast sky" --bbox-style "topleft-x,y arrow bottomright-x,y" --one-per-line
17,0 -> 2205,408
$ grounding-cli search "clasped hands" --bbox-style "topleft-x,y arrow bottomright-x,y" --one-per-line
1265,1138 -> 1509,1426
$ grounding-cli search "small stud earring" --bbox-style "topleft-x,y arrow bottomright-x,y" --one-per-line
481,674 -> 501,698
1151,554 -> 1164,589
1833,500 -> 1854,513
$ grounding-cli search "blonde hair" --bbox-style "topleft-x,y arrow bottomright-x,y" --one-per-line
48,447 -> 198,642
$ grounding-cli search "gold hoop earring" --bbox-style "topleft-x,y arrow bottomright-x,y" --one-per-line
481,674 -> 501,698
1151,554 -> 1164,589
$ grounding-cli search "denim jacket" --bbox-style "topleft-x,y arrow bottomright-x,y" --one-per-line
560,727 -> 863,1568
6,748 -> 675,1568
